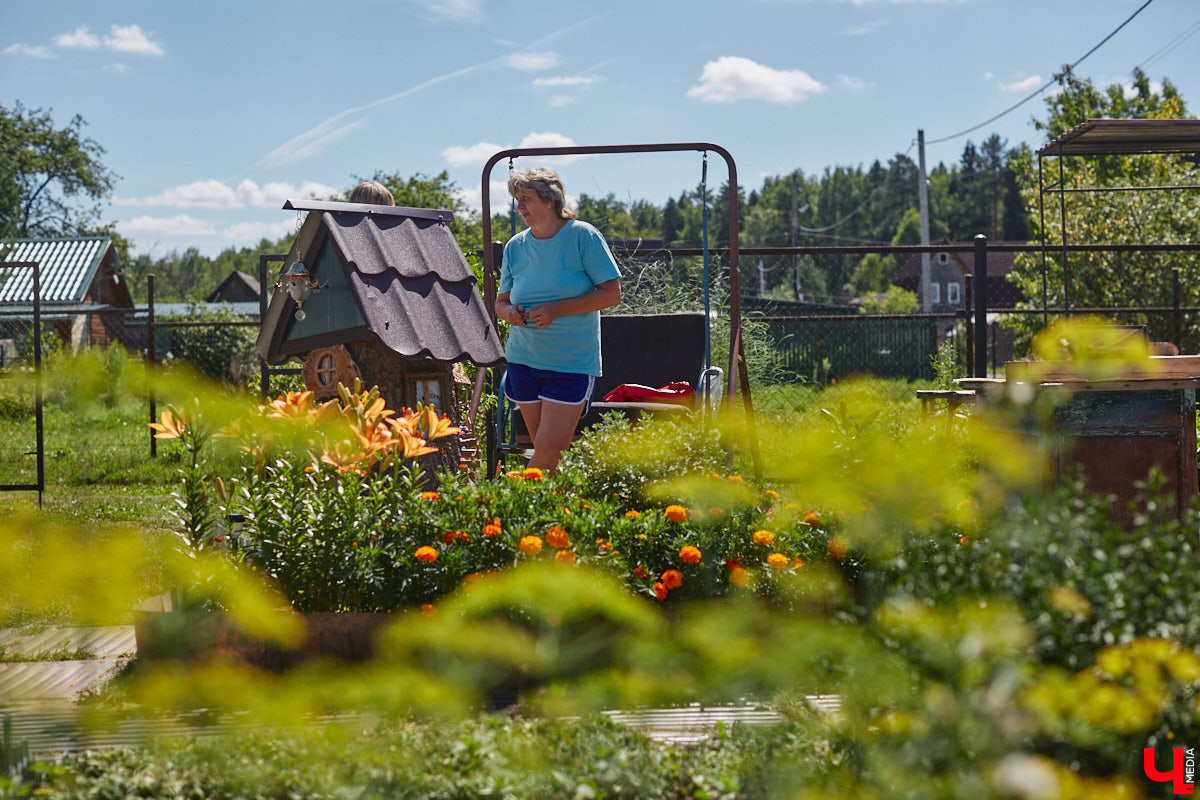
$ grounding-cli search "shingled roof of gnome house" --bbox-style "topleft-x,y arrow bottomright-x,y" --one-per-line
256,199 -> 505,371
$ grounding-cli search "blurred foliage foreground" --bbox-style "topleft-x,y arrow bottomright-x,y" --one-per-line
5,320 -> 1200,798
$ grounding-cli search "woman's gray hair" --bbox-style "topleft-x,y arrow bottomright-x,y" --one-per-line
507,167 -> 576,220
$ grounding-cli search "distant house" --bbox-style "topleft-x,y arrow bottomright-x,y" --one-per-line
207,270 -> 261,304
893,243 -> 1027,315
0,236 -> 133,350
256,199 -> 505,474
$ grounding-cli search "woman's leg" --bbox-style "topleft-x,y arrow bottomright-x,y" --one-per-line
516,401 -> 542,443
528,400 -> 586,472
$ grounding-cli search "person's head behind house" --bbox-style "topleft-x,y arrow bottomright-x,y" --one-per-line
507,167 -> 576,220
348,180 -> 396,206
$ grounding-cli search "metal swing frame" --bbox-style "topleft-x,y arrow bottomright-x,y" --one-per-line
478,142 -> 761,478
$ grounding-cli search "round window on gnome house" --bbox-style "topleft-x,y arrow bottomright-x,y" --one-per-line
303,345 -> 361,398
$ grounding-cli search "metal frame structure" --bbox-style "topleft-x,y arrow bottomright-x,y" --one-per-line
0,261 -> 44,506
480,142 -> 760,478
1036,118 -> 1200,326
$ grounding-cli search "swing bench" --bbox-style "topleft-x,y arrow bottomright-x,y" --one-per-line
495,311 -> 715,455
476,142 -> 761,478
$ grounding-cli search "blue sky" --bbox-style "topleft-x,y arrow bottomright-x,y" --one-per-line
3,0 -> 1197,257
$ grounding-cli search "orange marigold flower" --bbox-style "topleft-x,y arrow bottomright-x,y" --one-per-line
463,572 -> 483,587
624,510 -> 642,518
414,546 -> 438,563
420,491 -> 440,501
523,467 -> 544,480
420,603 -> 437,617
958,535 -> 973,547
596,538 -> 611,553
729,566 -> 751,587
803,511 -> 821,527
687,508 -> 706,522
752,529 -> 775,547
727,474 -> 744,483
679,545 -> 702,564
519,535 -> 543,556
792,557 -> 806,569
828,537 -> 848,559
633,565 -> 648,580
708,507 -> 725,517
505,470 -> 523,479
661,569 -> 683,590
482,523 -> 502,537
554,549 -> 577,564
767,552 -> 789,570
304,464 -> 317,474
653,582 -> 668,601
545,526 -> 571,549
664,505 -> 688,523
763,489 -> 780,501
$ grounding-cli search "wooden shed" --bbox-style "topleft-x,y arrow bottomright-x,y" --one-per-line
0,236 -> 133,351
255,199 -> 505,474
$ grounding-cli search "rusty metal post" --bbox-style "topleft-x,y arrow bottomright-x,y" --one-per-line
964,273 -> 974,378
148,274 -> 156,458
485,241 -> 503,478
1173,267 -> 1182,351
32,261 -> 44,506
259,255 -> 270,399
973,235 -> 988,379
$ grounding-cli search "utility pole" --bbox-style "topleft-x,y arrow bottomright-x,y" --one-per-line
918,130 -> 932,313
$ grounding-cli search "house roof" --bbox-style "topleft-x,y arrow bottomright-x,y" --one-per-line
206,270 -> 261,302
0,237 -> 121,305
257,203 -> 504,367
1037,118 -> 1200,157
894,244 -> 1019,283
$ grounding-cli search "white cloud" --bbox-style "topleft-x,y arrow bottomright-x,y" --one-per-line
533,76 -> 595,88
687,56 -> 825,104
55,25 -> 100,49
119,214 -> 217,238
114,179 -> 338,209
104,24 -> 163,56
835,74 -> 867,90
117,215 -> 298,256
104,63 -> 129,73
442,132 -> 592,170
549,95 -> 576,107
840,19 -> 886,35
408,0 -> 486,22
1123,80 -> 1164,99
507,51 -> 561,72
3,43 -> 55,58
457,180 -> 512,214
999,74 -> 1043,93
443,142 -> 506,168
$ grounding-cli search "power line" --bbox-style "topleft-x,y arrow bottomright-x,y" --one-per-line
1141,16 -> 1200,71
926,0 -> 1156,145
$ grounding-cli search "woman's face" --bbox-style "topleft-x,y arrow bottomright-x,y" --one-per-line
514,189 -> 556,229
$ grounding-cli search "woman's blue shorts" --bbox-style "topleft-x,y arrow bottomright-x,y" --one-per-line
503,363 -> 595,410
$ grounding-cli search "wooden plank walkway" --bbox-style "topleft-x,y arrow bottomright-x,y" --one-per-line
0,626 -> 842,752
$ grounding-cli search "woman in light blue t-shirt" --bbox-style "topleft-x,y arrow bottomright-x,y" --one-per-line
496,167 -> 622,472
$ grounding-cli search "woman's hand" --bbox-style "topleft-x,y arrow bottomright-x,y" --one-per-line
496,293 -> 527,326
524,302 -> 558,329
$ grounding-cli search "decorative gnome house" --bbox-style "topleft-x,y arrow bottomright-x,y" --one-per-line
255,200 -> 504,478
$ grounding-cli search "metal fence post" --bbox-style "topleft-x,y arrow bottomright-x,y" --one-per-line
973,235 -> 988,379
148,274 -> 156,458
1173,267 -> 1182,352
964,274 -> 974,379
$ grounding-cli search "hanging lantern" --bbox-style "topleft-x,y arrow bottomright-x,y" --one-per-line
275,261 -> 320,321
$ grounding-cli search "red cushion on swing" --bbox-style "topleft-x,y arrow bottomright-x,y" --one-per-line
602,381 -> 695,407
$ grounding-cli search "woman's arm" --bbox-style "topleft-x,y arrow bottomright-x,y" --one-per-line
523,279 -> 621,329
495,292 -> 527,326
